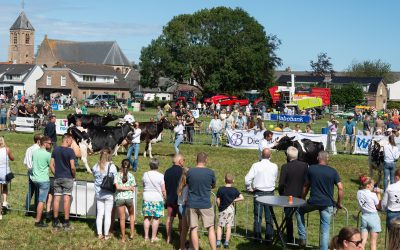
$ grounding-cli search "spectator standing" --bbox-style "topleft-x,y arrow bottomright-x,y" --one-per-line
31,136 -> 52,227
92,149 -> 117,240
81,103 -> 88,115
278,146 -> 308,243
216,102 -> 221,114
357,176 -> 381,250
209,113 -> 223,147
383,135 -> 400,190
178,167 -> 190,250
127,122 -> 141,172
0,104 -> 6,130
341,116 -> 356,153
330,227 -> 363,250
296,151 -> 344,249
186,152 -> 217,250
363,115 -> 371,135
8,103 -> 17,132
156,106 -> 164,121
142,158 -> 166,243
305,124 -> 314,134
114,159 -> 136,242
388,217 -> 400,250
235,112 -> 247,130
174,117 -> 184,154
328,118 -> 339,155
245,148 -> 278,242
18,102 -> 29,117
294,124 -> 302,133
0,137 -> 14,215
382,169 -> 400,230
216,173 -> 244,248
44,115 -> 57,147
23,133 -> 43,214
50,134 -> 76,231
185,111 -> 195,144
374,116 -> 385,134
164,154 -> 184,244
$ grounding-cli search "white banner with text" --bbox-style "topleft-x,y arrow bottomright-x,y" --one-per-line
225,129 -> 328,150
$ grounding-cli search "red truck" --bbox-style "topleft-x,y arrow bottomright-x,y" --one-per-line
203,94 -> 249,106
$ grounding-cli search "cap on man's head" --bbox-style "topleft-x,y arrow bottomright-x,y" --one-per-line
49,114 -> 56,119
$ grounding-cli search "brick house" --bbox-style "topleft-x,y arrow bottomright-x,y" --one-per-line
36,64 -> 130,100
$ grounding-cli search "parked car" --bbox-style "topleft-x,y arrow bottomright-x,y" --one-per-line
204,94 -> 249,107
85,94 -> 116,107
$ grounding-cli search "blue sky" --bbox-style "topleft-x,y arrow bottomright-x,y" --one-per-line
1,0 -> 399,71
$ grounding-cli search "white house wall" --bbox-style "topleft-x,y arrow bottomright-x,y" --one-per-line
143,93 -> 172,101
70,72 -> 115,84
387,81 -> 400,101
24,66 -> 43,96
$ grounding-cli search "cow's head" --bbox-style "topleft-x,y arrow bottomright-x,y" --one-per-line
104,113 -> 119,121
159,117 -> 174,130
272,135 -> 295,151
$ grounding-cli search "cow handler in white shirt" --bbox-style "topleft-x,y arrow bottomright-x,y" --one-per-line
127,122 -> 141,172
245,148 -> 278,243
258,130 -> 279,160
382,169 -> 400,231
174,117 -> 185,154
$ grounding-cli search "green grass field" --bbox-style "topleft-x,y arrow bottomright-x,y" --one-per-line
0,108 -> 389,249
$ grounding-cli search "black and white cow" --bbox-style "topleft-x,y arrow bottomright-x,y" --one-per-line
273,135 -> 325,165
67,113 -> 120,128
139,117 -> 175,158
368,139 -> 387,187
69,122 -> 133,173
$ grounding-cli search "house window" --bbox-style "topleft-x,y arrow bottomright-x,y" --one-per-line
83,75 -> 96,82
121,93 -> 125,98
25,34 -> 30,44
13,34 -> 17,44
46,76 -> 52,86
380,87 -> 383,96
82,91 -> 86,98
61,76 -> 66,86
162,97 -> 166,100
91,91 -> 94,95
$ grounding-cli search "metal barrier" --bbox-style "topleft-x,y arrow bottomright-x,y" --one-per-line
4,173 -> 138,222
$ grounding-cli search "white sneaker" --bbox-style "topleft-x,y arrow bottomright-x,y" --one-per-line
2,202 -> 9,209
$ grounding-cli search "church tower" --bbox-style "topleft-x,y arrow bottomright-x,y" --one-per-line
8,11 -> 35,64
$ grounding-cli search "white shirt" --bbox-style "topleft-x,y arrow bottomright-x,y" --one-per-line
142,170 -> 165,202
174,124 -> 184,135
209,118 -> 222,132
258,139 -> 275,154
245,159 -> 278,192
357,189 -> 379,213
130,128 -> 141,144
382,181 -> 400,212
24,143 -> 40,171
383,144 -> 400,163
124,114 -> 135,124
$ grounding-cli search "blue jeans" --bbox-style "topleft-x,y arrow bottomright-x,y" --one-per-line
127,143 -> 140,172
174,135 -> 183,154
387,210 -> 400,230
33,181 -> 50,203
384,162 -> 397,191
253,191 -> 274,240
211,132 -> 220,146
25,172 -> 38,212
296,204 -> 334,250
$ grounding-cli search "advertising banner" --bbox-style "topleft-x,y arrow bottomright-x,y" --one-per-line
15,117 -> 35,133
56,119 -> 69,135
263,113 -> 310,123
353,135 -> 386,155
191,109 -> 200,119
225,129 -> 327,149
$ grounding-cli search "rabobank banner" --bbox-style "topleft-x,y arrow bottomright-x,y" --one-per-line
353,135 -> 386,155
225,129 -> 327,149
263,113 -> 310,123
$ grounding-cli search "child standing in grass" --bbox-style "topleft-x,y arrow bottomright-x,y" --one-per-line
357,175 -> 381,250
216,173 -> 244,249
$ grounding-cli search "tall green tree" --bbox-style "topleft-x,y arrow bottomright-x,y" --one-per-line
330,83 -> 364,107
346,59 -> 393,82
139,7 -> 281,93
310,52 -> 334,76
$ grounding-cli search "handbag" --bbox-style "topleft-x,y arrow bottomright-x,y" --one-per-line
5,148 -> 14,182
100,163 -> 116,193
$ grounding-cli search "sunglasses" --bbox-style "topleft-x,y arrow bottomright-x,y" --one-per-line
347,239 -> 363,247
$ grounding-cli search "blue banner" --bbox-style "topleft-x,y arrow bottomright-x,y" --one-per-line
51,103 -> 59,111
263,113 -> 310,123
